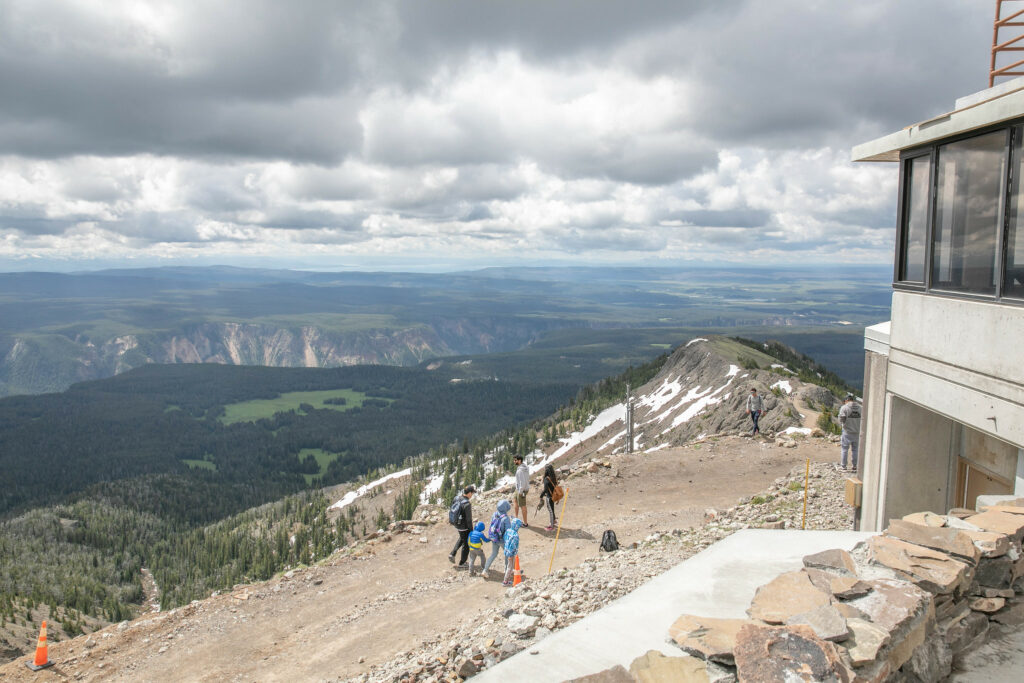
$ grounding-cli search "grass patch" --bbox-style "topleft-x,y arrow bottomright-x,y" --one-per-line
650,343 -> 672,349
298,448 -> 342,485
181,458 -> 217,472
787,481 -> 804,491
219,389 -> 391,425
164,405 -> 182,413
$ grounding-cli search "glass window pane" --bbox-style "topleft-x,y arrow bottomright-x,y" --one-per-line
932,131 -> 1006,295
900,155 -> 929,282
1005,129 -> 1024,298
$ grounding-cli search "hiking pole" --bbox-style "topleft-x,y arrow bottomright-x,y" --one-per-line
548,487 -> 569,574
801,458 -> 810,530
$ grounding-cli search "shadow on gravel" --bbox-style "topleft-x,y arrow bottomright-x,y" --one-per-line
525,526 -> 594,540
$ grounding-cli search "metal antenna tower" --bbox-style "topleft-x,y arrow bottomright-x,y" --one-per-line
990,0 -> 1024,86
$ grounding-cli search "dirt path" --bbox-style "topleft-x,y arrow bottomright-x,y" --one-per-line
0,436 -> 838,683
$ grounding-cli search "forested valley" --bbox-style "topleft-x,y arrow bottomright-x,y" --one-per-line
0,354 -> 666,652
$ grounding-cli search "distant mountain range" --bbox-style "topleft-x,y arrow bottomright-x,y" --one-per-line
0,265 -> 891,396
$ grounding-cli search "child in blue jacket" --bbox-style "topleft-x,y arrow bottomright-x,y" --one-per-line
467,521 -> 492,576
502,518 -> 523,586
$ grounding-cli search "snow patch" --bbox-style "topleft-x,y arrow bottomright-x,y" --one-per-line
330,468 -> 412,511
770,380 -> 793,394
532,403 -> 626,472
686,337 -> 708,347
726,364 -> 741,377
645,443 -> 670,453
782,427 -> 812,436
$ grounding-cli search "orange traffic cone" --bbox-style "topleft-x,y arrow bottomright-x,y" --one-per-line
25,620 -> 54,671
513,555 -> 523,586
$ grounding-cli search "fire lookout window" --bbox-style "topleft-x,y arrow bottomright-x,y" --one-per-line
931,131 -> 1006,296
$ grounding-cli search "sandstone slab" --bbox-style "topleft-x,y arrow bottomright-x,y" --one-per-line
968,596 -> 1005,612
946,611 -> 989,655
884,518 -> 980,563
842,618 -> 890,667
802,548 -> 856,576
566,665 -> 634,683
965,510 -> 1024,544
785,603 -> 850,642
901,511 -> 946,527
630,650 -> 709,683
668,614 -> 754,665
847,579 -> 933,671
959,528 -> 1010,558
868,535 -> 972,594
733,624 -> 853,682
902,634 -> 952,683
747,570 -> 832,624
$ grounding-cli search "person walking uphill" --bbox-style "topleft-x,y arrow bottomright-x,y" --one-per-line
483,500 -> 512,576
513,454 -> 530,528
746,388 -> 764,436
538,464 -> 559,531
838,394 -> 862,471
448,485 -> 475,569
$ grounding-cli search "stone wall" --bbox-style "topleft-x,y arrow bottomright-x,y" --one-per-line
650,500 -> 1024,682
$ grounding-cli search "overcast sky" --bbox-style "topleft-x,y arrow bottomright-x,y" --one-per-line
0,1 -> 995,271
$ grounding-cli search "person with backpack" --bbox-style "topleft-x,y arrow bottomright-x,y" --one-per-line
447,485 -> 475,569
502,517 -> 524,586
483,499 -> 512,576
467,521 -> 492,576
537,464 -> 559,531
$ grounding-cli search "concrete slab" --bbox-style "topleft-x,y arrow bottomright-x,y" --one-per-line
476,529 -> 874,682
949,625 -> 1024,683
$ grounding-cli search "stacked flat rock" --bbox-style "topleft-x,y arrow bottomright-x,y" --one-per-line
663,501 -> 1024,682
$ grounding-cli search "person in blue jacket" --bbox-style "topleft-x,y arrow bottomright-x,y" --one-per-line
467,521 -> 491,576
483,500 -> 512,576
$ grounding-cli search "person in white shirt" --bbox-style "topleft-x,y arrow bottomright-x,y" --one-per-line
745,388 -> 764,436
513,454 -> 530,527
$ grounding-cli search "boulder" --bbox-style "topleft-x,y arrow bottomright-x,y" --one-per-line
991,601 -> 1024,626
507,613 -> 538,636
733,624 -> 854,682
456,657 -> 479,679
668,614 -> 755,665
629,650 -> 710,683
802,548 -> 857,576
785,604 -> 850,642
868,535 -> 972,594
747,571 -> 832,624
884,519 -> 981,564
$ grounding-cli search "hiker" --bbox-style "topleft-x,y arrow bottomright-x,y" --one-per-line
502,517 -> 524,586
467,521 -> 491,576
483,500 -> 512,575
745,388 -> 763,435
537,464 -> 558,531
838,394 -> 862,471
448,485 -> 475,569
513,454 -> 530,527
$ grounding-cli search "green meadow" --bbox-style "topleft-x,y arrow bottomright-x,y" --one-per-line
298,448 -> 342,484
219,388 -> 387,424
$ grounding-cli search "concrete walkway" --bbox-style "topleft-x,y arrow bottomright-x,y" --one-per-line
477,529 -> 874,682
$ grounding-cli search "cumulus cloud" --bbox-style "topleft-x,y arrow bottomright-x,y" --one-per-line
0,0 -> 992,267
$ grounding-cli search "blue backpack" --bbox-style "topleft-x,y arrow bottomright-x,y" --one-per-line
488,512 -> 505,543
504,527 -> 520,556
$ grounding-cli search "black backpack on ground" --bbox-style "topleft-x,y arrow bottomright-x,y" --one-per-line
600,529 -> 619,552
